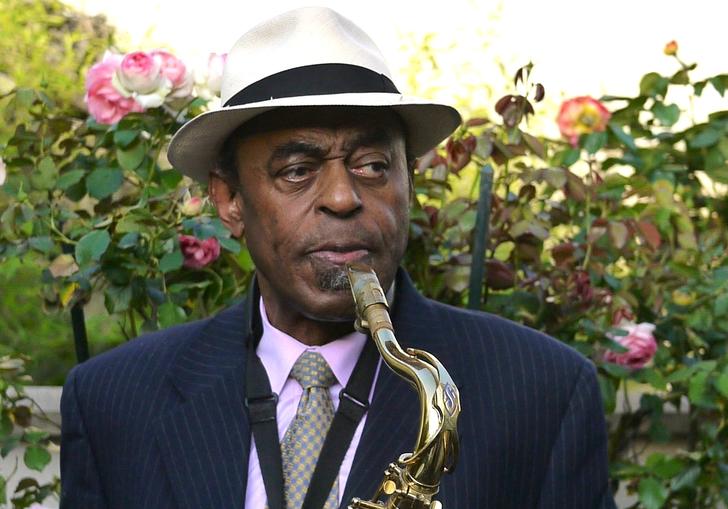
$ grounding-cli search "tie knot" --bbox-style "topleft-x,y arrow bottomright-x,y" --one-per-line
290,351 -> 337,390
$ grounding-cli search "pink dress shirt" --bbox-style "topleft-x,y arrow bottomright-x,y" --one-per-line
244,299 -> 380,508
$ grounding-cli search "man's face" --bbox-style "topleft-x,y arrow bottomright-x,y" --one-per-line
222,107 -> 410,323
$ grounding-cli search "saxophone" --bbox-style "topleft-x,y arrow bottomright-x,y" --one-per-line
345,263 -> 461,509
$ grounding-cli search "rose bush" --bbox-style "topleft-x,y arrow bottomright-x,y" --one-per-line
1,32 -> 728,509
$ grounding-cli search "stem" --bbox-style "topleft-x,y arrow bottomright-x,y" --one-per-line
128,309 -> 138,339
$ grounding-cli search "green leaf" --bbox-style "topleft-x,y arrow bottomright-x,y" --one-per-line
104,285 -> 132,314
159,300 -> 187,328
117,142 -> 146,171
638,477 -> 668,509
75,230 -> 111,266
118,232 -> 140,249
671,465 -> 700,492
640,72 -> 669,98
16,88 -> 35,109
689,127 -> 720,149
30,156 -> 58,190
218,236 -> 241,253
646,453 -> 686,479
688,371 -> 712,407
23,429 -> 49,444
671,69 -> 690,85
57,169 -> 86,190
0,411 -> 12,438
715,369 -> 728,398
113,129 -> 139,148
608,123 -> 637,152
24,445 -> 51,472
709,74 -> 728,96
601,363 -> 630,379
651,102 -> 680,126
715,294 -> 728,317
159,250 -> 183,273
563,148 -> 580,166
597,374 -> 616,413
28,236 -> 54,254
236,248 -> 255,271
159,169 -> 183,190
583,131 -> 607,155
86,167 -> 123,200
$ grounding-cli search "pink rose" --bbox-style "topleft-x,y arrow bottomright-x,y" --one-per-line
557,96 -> 611,147
206,52 -> 227,95
117,51 -> 164,94
603,321 -> 658,370
152,50 -> 193,100
179,235 -> 221,269
179,196 -> 203,216
85,52 -> 143,125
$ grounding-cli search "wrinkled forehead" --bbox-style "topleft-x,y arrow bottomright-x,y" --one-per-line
227,106 -> 407,149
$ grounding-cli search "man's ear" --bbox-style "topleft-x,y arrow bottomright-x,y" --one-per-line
208,172 -> 245,238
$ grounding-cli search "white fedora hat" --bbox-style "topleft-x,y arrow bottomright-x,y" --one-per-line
167,6 -> 462,184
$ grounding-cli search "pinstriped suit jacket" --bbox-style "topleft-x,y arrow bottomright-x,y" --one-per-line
60,269 -> 616,508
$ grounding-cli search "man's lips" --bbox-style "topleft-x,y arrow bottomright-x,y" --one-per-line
309,248 -> 369,265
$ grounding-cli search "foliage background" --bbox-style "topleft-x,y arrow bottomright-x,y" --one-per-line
1,1 -> 728,508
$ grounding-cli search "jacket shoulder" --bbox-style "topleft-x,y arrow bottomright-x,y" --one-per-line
421,296 -> 594,380
64,301 -> 245,385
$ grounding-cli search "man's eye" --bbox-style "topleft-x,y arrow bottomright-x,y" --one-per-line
351,161 -> 388,178
280,166 -> 315,182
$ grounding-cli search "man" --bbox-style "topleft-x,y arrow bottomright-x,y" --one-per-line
61,7 -> 616,509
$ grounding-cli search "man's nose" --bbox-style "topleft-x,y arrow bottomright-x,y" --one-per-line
315,159 -> 362,217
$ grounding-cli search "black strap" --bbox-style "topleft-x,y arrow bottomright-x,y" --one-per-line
224,63 -> 400,107
246,341 -> 286,509
245,334 -> 378,509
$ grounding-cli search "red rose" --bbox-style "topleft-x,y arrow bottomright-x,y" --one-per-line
557,96 -> 611,147
179,235 -> 221,269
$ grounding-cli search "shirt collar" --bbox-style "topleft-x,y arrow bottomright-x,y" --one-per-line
256,298 -> 368,394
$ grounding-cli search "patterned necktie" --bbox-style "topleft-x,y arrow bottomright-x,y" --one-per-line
281,351 -> 339,509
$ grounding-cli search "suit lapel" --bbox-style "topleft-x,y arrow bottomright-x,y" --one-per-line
340,270 -> 458,507
155,287 -> 260,509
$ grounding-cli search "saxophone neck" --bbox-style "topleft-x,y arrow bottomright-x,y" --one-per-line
346,263 -> 461,502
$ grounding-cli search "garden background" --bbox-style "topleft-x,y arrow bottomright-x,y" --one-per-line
1,0 -> 728,507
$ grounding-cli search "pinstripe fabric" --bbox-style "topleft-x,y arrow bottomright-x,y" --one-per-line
60,269 -> 615,509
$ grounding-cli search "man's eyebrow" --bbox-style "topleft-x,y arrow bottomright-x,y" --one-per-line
267,127 -> 396,167
269,141 -> 329,163
342,128 -> 394,153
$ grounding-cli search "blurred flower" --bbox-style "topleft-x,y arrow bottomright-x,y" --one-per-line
664,40 -> 678,56
180,196 -> 204,216
557,96 -> 611,146
0,156 -> 5,185
117,51 -> 164,94
611,306 -> 635,326
570,269 -> 594,307
152,49 -> 194,100
85,51 -> 143,125
206,52 -> 227,95
485,259 -> 515,290
179,235 -> 220,269
29,504 -> 51,509
445,135 -> 476,174
603,321 -> 658,370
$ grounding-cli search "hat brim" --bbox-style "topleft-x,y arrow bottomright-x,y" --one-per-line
167,92 -> 461,184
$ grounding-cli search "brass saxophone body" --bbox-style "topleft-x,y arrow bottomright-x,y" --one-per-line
345,263 -> 461,509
